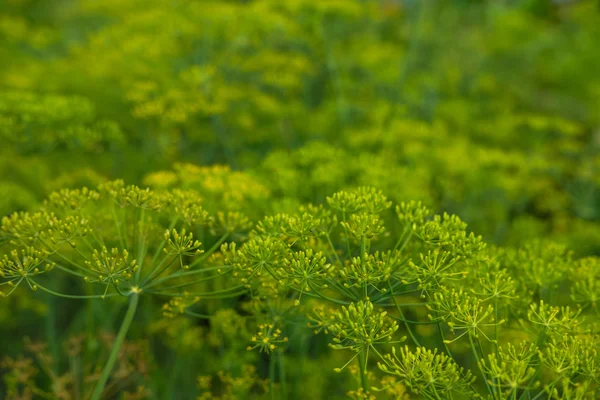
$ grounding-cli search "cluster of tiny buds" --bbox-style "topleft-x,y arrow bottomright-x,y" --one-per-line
247,324 -> 288,354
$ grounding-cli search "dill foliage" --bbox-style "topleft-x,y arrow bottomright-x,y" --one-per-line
1,0 -> 599,399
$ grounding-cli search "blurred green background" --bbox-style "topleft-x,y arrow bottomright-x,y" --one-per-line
1,0 -> 599,398
1,0 -> 598,254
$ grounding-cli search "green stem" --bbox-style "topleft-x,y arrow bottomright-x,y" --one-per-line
269,352 -> 276,400
430,385 -> 444,400
494,297 -> 499,351
143,265 -> 230,289
184,310 -> 212,319
154,273 -> 228,291
438,322 -> 453,356
278,350 -> 287,400
518,330 -> 548,400
357,350 -> 369,393
147,286 -> 246,298
45,276 -> 59,375
531,374 -> 563,400
469,334 -> 495,399
494,297 -> 500,397
307,281 -> 350,305
437,322 -> 480,397
389,283 -> 421,347
324,277 -> 356,299
1,277 -> 23,296
392,227 -> 412,254
29,279 -> 117,299
149,217 -> 179,268
341,211 -> 352,259
141,254 -> 176,286
290,285 -> 348,304
187,233 -> 229,270
324,232 -> 343,268
89,293 -> 139,400
54,264 -> 92,279
111,204 -> 126,250
132,208 -> 144,283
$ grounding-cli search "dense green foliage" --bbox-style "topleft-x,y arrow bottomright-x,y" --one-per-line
1,0 -> 599,399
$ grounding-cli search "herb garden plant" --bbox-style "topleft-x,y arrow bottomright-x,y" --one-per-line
2,183 -> 598,399
1,0 -> 599,399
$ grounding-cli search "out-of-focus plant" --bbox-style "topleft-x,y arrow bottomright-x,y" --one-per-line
1,0 -> 599,255
1,334 -> 152,400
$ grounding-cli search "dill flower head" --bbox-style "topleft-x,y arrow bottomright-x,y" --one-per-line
276,249 -> 331,305
163,229 -> 204,269
0,247 -> 53,296
479,341 -> 539,393
378,346 -> 476,397
100,180 -> 161,210
246,323 -> 288,354
327,187 -> 391,215
84,247 -> 138,298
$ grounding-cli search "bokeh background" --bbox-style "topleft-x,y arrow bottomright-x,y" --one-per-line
1,0 -> 599,398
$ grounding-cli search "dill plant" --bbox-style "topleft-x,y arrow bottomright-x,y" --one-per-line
0,182 -> 252,399
0,2 -> 599,397
225,186 -> 600,399
1,182 -> 599,399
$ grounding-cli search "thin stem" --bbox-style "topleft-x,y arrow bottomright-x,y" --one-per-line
469,334 -> 495,399
187,233 -> 229,270
184,310 -> 212,319
73,247 -> 91,262
341,211 -> 352,259
39,238 -> 92,276
29,279 -> 118,299
530,373 -> 564,400
392,227 -> 412,254
357,350 -> 369,393
44,274 -> 59,375
437,322 -> 480,397
389,281 -> 421,347
394,315 -> 440,325
149,217 -> 179,268
141,254 -> 176,286
494,297 -> 500,397
278,350 -> 287,400
135,210 -> 150,285
378,302 -> 431,307
494,297 -> 500,352
325,277 -> 356,299
90,293 -> 139,400
430,385 -> 444,400
153,273 -> 228,291
54,263 -> 91,279
147,286 -> 246,298
111,204 -> 126,250
143,265 -> 229,289
438,322 -> 453,356
324,232 -> 343,268
308,281 -> 351,305
87,229 -> 105,249
269,352 -> 276,400
2,277 -> 24,297
289,285 -> 347,304
518,330 -> 548,400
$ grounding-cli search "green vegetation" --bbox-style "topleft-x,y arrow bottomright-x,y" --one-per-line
1,0 -> 598,399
